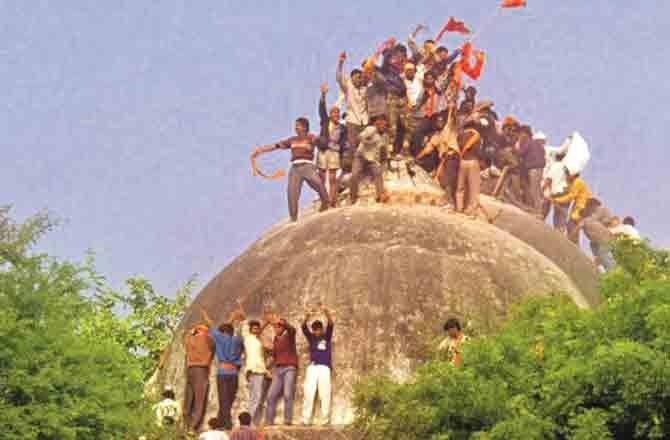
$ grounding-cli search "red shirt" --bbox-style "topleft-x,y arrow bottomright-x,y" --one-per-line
276,134 -> 320,163
185,331 -> 215,368
273,325 -> 298,367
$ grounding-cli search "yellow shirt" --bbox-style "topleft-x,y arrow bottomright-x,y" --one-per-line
552,177 -> 592,221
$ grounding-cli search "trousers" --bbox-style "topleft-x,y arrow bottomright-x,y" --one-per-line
247,372 -> 271,426
265,366 -> 297,425
184,366 -> 210,431
287,163 -> 329,221
350,156 -> 384,202
216,374 -> 239,430
301,364 -> 332,425
456,159 -> 481,214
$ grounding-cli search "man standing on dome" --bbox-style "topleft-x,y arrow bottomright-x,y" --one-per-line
455,120 -> 483,217
318,83 -> 347,208
336,51 -> 369,172
518,129 -> 547,216
251,118 -> 330,222
364,43 -> 412,156
350,121 -> 390,205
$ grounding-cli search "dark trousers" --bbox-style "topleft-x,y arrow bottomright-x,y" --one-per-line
184,366 -> 210,431
438,156 -> 460,205
287,163 -> 329,221
216,374 -> 239,430
410,118 -> 433,156
350,155 -> 384,202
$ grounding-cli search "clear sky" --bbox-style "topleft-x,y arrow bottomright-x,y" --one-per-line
2,1 -> 669,294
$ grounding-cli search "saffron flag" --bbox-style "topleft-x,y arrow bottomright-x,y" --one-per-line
251,156 -> 286,181
460,42 -> 486,81
501,0 -> 527,8
435,17 -> 471,41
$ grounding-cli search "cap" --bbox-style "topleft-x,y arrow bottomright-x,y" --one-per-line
533,131 -> 547,141
502,116 -> 518,127
404,63 -> 416,71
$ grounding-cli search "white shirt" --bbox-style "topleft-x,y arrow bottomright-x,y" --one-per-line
153,398 -> 180,427
199,430 -> 230,440
404,65 -> 425,107
241,321 -> 268,375
610,224 -> 641,240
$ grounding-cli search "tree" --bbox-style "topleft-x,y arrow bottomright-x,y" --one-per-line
353,239 -> 670,440
0,207 -> 191,439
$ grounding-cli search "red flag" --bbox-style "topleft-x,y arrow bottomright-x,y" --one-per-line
501,0 -> 526,8
460,42 -> 486,81
435,17 -> 471,41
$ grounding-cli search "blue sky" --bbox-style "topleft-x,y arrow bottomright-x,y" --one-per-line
2,1 -> 668,294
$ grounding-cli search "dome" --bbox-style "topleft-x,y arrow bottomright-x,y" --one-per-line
156,159 -> 600,424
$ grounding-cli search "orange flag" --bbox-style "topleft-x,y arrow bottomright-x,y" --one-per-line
460,42 -> 486,80
435,17 -> 471,41
251,156 -> 286,180
501,0 -> 527,7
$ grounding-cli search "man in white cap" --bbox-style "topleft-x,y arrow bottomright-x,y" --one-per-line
520,130 -> 547,216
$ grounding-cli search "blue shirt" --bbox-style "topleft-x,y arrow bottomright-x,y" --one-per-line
209,326 -> 243,376
301,322 -> 334,367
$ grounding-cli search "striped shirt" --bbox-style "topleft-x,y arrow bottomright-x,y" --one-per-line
229,426 -> 258,440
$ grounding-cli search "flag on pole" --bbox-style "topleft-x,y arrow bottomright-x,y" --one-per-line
435,17 -> 471,41
501,0 -> 527,8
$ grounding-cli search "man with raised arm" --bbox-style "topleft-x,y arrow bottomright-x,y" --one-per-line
318,83 -> 347,207
264,313 -> 299,426
182,322 -> 215,432
336,51 -> 369,172
251,118 -> 330,222
301,306 -> 335,426
235,301 -> 271,427
201,307 -> 245,430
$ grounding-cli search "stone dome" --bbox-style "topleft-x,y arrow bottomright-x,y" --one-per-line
156,159 -> 600,425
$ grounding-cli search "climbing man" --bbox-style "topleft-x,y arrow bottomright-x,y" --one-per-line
438,319 -> 469,367
301,306 -> 335,426
251,118 -> 330,222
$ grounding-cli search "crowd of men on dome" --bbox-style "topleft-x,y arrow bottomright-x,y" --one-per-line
251,23 -> 642,272
148,19 -> 646,438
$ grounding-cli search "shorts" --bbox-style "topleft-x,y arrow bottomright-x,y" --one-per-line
317,149 -> 341,170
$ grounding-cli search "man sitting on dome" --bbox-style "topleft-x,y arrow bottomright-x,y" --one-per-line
350,119 -> 391,205
251,118 -> 330,222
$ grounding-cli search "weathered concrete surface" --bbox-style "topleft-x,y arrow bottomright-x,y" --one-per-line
157,162 -> 600,440
154,160 -> 600,433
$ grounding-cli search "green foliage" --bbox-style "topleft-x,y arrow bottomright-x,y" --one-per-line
0,208 -> 191,439
354,239 -> 670,440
